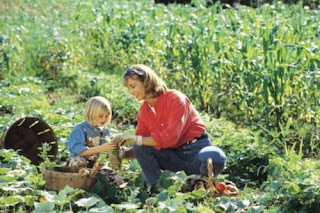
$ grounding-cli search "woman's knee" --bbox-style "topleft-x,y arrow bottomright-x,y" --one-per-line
199,146 -> 226,161
198,146 -> 227,175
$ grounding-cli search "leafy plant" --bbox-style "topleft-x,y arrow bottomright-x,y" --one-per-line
1,0 -> 320,212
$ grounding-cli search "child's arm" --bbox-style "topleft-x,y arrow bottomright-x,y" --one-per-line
78,143 -> 117,156
68,125 -> 88,156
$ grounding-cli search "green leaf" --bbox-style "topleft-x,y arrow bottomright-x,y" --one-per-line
129,159 -> 141,170
57,185 -> 77,198
0,168 -> 10,175
169,171 -> 188,181
155,191 -> 170,202
88,206 -> 114,213
111,203 -> 139,210
43,187 -> 84,205
2,186 -> 19,193
0,175 -> 18,182
0,195 -> 23,206
165,198 -> 185,211
24,195 -> 38,207
75,197 -> 100,208
234,198 -> 250,208
246,205 -> 265,213
190,188 -> 206,198
241,187 -> 255,193
196,205 -> 215,213
33,202 -> 55,213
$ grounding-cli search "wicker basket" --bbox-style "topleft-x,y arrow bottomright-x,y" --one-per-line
0,117 -> 58,165
44,167 -> 97,192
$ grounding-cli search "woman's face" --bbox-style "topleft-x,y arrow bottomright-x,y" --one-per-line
126,77 -> 147,101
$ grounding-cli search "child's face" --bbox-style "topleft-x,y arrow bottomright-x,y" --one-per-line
92,112 -> 109,127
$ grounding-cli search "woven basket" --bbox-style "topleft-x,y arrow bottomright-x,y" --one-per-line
44,167 -> 97,192
0,117 -> 58,165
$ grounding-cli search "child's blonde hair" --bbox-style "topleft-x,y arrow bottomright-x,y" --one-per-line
84,96 -> 112,125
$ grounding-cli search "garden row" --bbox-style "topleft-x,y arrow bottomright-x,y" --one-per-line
1,0 -> 319,212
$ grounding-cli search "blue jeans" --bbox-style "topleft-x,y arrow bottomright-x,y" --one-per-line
132,137 -> 227,185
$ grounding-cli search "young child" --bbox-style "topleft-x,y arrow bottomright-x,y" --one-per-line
67,96 -> 117,168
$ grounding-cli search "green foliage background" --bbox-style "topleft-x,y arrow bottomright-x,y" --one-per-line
1,0 -> 320,212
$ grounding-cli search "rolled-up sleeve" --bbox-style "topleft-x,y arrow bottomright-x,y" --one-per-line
68,125 -> 87,156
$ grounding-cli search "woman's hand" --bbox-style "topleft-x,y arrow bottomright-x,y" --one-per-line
110,134 -> 126,146
110,134 -> 142,146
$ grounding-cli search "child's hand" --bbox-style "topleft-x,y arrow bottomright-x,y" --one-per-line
101,143 -> 118,152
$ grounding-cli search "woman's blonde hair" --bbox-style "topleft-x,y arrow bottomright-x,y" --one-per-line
123,64 -> 167,98
84,96 -> 112,125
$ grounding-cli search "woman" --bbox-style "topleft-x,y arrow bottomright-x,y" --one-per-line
110,64 -> 227,192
